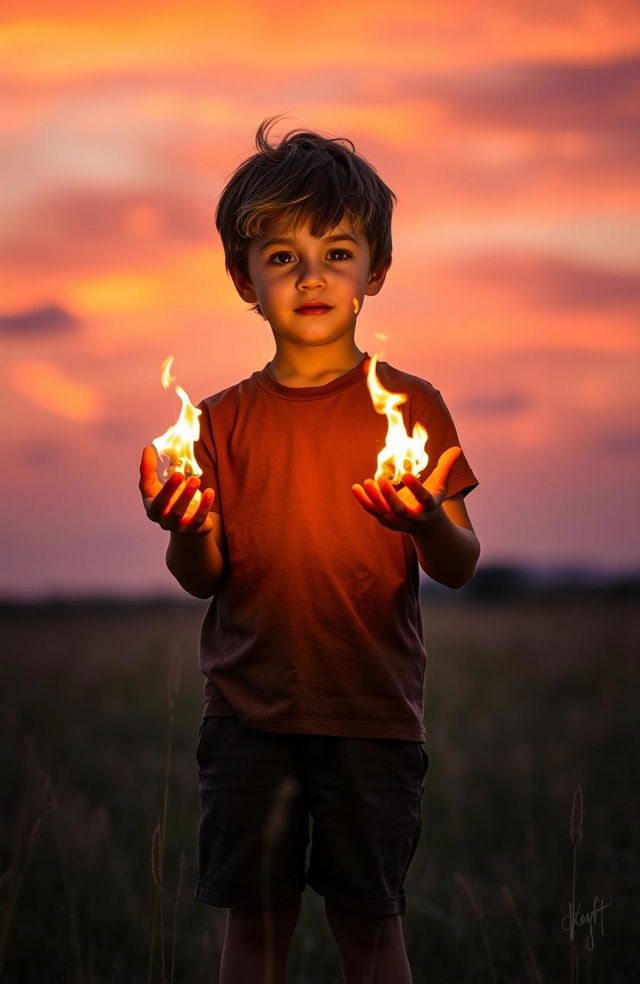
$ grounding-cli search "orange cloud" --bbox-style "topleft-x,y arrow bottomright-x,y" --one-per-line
2,1 -> 639,87
8,359 -> 103,422
69,271 -> 164,315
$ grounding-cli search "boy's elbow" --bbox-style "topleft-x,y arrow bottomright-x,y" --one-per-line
165,559 -> 222,599
431,539 -> 481,590
447,566 -> 477,590
172,576 -> 219,599
450,540 -> 481,589
184,581 -> 217,600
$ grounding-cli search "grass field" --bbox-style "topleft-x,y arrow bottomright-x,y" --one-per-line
1,592 -> 637,983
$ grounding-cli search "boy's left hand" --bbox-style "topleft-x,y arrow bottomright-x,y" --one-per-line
351,446 -> 462,533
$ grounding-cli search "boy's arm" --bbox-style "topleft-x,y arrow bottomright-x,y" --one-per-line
139,446 -> 226,599
352,446 -> 480,589
165,517 -> 226,599
409,492 -> 479,588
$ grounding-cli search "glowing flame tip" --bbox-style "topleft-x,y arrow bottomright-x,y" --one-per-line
160,355 -> 176,390
366,351 -> 428,485
152,356 -> 202,481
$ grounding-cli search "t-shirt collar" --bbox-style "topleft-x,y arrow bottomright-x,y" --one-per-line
254,353 -> 370,400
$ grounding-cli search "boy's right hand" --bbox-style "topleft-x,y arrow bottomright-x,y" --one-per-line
139,446 -> 216,535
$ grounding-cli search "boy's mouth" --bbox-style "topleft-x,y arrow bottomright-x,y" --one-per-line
294,303 -> 332,315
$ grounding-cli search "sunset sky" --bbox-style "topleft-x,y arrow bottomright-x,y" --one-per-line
1,1 -> 639,596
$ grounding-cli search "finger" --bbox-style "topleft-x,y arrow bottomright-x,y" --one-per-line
434,446 -> 462,481
140,444 -> 158,468
139,445 -> 162,497
164,477 -> 202,525
368,476 -> 413,518
362,479 -> 398,521
425,446 -> 462,498
352,486 -> 403,530
351,483 -> 379,515
352,483 -> 389,518
363,478 -> 393,514
401,473 -> 437,509
146,471 -> 185,520
375,475 -> 413,515
181,487 -> 215,530
191,486 -> 215,518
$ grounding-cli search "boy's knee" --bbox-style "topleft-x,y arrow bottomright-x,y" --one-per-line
324,899 -> 401,950
226,897 -> 302,945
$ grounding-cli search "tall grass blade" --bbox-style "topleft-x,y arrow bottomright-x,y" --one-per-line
455,871 -> 497,984
569,784 -> 584,984
501,884 -> 544,984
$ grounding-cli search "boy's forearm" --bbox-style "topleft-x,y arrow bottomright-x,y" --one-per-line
166,532 -> 226,599
409,508 -> 480,589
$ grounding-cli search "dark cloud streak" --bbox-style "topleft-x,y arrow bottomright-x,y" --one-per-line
592,430 -> 640,455
461,391 -> 531,415
404,54 -> 640,137
448,250 -> 640,312
0,303 -> 80,335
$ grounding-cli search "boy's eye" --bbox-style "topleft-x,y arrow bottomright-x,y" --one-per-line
267,247 -> 353,265
269,251 -> 295,265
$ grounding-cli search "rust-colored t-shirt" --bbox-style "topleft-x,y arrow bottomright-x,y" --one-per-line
194,353 -> 478,741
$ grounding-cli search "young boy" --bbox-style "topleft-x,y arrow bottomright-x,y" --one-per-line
139,118 -> 480,984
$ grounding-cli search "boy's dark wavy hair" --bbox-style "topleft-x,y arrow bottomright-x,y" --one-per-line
215,116 -> 397,285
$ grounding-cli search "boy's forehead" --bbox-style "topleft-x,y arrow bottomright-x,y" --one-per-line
257,213 -> 362,244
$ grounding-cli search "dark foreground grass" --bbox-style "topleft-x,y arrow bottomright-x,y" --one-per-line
1,594 -> 637,983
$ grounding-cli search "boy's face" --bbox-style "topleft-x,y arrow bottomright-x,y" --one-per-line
230,215 -> 388,348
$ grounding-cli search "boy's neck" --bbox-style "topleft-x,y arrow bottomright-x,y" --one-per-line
267,342 -> 367,388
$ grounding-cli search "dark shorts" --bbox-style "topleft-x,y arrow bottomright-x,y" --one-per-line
195,715 -> 429,916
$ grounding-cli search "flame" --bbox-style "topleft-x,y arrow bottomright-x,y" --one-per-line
160,356 -> 176,389
366,353 -> 428,485
353,297 -> 360,314
152,355 -> 203,484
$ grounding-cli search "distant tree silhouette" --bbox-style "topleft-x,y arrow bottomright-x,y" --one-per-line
464,565 -> 530,601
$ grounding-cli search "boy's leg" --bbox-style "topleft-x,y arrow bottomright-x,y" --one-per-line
325,901 -> 412,984
195,717 -> 309,981
300,736 -> 429,984
220,897 -> 302,984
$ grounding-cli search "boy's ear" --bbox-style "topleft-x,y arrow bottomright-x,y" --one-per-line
229,266 -> 258,304
365,262 -> 390,297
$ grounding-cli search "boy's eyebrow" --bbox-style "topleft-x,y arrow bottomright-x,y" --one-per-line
259,233 -> 360,252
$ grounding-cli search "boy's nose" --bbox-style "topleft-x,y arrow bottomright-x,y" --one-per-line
296,262 -> 325,290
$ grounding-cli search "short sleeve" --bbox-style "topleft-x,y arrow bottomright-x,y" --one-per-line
413,390 -> 479,499
194,400 -> 222,514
